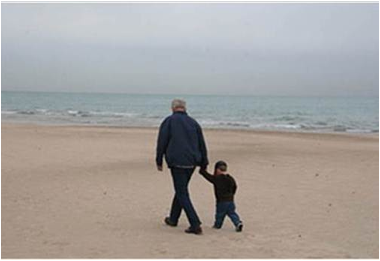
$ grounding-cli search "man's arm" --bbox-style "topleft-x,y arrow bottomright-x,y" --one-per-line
156,117 -> 170,170
199,168 -> 215,184
196,123 -> 209,169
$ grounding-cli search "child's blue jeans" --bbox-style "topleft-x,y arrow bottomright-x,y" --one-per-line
214,201 -> 241,228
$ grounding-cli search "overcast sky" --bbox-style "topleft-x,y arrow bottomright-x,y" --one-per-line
2,3 -> 379,96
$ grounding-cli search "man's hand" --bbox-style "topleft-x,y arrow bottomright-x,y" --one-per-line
157,165 -> 163,171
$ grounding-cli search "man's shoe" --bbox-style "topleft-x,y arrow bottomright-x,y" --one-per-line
236,222 -> 243,232
185,226 -> 203,235
164,217 -> 177,227
212,225 -> 221,229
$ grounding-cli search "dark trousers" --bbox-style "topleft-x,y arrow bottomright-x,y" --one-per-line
214,201 -> 241,228
169,167 -> 201,228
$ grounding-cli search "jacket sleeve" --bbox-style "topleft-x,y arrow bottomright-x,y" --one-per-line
156,117 -> 170,166
199,169 -> 215,184
230,176 -> 237,194
196,123 -> 209,168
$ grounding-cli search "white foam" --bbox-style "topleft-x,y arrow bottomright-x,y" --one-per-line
1,110 -> 18,115
89,111 -> 138,117
35,109 -> 48,113
67,110 -> 79,115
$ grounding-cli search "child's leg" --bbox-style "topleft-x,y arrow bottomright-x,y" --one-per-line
226,202 -> 242,227
214,202 -> 228,228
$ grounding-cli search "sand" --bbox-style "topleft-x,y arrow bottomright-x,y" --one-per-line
1,123 -> 378,258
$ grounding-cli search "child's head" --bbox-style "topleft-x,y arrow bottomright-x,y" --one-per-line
214,160 -> 228,175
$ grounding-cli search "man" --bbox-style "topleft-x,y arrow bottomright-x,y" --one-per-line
156,99 -> 208,235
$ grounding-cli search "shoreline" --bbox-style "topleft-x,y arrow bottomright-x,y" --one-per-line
2,121 -> 378,139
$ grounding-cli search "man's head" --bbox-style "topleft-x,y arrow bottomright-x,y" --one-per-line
214,160 -> 228,175
171,99 -> 187,112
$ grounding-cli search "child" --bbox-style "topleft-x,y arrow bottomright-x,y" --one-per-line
199,161 -> 243,232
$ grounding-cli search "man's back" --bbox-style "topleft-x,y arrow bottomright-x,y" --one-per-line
156,111 -> 208,168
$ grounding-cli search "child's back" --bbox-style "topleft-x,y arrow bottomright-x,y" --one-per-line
200,170 -> 237,202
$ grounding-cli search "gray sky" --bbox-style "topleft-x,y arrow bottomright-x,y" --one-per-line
2,3 -> 379,96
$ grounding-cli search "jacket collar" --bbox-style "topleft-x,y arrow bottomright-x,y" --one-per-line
173,111 -> 187,115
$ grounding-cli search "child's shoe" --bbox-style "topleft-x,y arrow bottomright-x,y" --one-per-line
236,222 -> 243,232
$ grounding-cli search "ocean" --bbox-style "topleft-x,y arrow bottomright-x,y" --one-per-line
1,91 -> 379,133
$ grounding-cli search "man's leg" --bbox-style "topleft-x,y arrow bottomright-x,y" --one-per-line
214,202 -> 228,228
171,168 -> 201,228
168,195 -> 181,225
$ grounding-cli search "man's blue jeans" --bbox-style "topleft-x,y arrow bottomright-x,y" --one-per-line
169,167 -> 201,228
214,201 -> 241,228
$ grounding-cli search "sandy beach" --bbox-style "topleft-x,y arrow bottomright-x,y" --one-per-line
1,123 -> 378,258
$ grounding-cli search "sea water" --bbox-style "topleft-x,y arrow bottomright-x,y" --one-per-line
2,91 -> 378,133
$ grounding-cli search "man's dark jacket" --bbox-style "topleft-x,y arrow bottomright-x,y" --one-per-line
156,111 -> 208,168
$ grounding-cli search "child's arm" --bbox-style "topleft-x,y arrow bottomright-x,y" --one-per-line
230,176 -> 237,194
199,168 -> 215,184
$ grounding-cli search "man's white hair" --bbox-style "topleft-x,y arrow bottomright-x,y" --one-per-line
171,99 -> 187,110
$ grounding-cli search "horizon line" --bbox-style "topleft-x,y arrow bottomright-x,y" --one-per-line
1,89 -> 378,98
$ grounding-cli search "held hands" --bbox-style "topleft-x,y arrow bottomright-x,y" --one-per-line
199,166 -> 208,175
